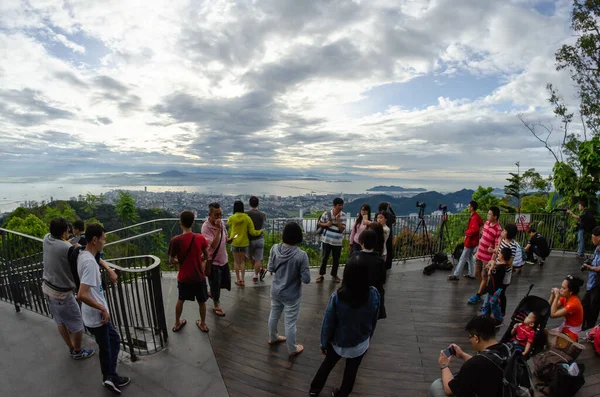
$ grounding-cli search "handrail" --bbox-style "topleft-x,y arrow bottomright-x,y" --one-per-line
106,218 -> 178,234
0,227 -> 44,242
103,255 -> 161,273
104,229 -> 163,247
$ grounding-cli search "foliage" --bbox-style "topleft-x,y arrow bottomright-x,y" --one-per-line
4,214 -> 48,238
42,202 -> 78,225
84,217 -> 104,227
1,207 -> 32,227
471,186 -> 501,212
115,191 -> 139,226
520,195 -> 549,214
303,209 -> 325,219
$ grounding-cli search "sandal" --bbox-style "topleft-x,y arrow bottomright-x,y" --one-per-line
241,280 -> 245,286
289,344 -> 304,357
315,276 -> 324,284
333,277 -> 341,283
213,308 -> 226,317
172,319 -> 187,333
196,320 -> 209,333
268,336 -> 287,345
235,280 -> 243,287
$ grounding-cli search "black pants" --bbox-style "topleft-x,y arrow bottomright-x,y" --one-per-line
208,264 -> 231,304
88,321 -> 120,381
320,243 -> 342,277
500,284 -> 509,317
310,344 -> 366,397
582,285 -> 600,330
526,246 -> 548,262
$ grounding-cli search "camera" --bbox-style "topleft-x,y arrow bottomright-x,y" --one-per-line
581,259 -> 592,271
439,204 -> 447,212
416,201 -> 426,209
442,345 -> 456,357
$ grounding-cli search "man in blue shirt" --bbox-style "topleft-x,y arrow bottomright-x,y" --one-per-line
582,226 -> 600,330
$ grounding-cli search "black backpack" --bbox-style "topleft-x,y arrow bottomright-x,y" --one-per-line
480,343 -> 534,397
67,245 -> 85,289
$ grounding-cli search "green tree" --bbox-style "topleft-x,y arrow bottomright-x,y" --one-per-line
521,195 -> 549,213
42,202 -> 78,224
115,191 -> 139,226
1,207 -> 32,227
4,214 -> 48,238
471,186 -> 501,212
522,1 -> 600,210
303,209 -> 325,219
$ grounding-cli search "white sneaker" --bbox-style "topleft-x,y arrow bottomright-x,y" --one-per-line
103,379 -> 122,394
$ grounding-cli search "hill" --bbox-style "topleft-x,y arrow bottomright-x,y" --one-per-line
367,185 -> 427,192
345,189 -> 474,216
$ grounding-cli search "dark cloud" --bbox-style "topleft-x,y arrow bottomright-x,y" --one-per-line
94,75 -> 129,94
91,76 -> 142,114
54,71 -> 89,89
95,116 -> 113,125
0,88 -> 74,126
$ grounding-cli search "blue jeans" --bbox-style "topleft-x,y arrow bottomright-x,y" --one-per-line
429,378 -> 455,397
578,229 -> 585,256
480,292 -> 503,322
88,322 -> 121,381
453,247 -> 475,277
268,297 -> 301,353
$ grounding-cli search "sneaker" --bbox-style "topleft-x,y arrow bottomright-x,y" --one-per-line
447,275 -> 459,281
71,347 -> 95,360
539,260 -> 545,267
525,260 -> 535,265
259,267 -> 266,281
309,390 -> 320,397
253,277 -> 258,283
467,294 -> 481,304
116,376 -> 131,388
103,379 -> 121,394
494,319 -> 503,328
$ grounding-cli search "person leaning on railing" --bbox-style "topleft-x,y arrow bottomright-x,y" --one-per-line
41,217 -> 96,360
567,199 -> 596,258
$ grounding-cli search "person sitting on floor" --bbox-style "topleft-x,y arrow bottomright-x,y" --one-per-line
429,316 -> 504,397
549,275 -> 584,341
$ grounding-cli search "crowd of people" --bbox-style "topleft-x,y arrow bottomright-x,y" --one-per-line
38,195 -> 600,396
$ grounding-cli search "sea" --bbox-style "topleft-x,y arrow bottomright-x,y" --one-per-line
0,177 -> 461,213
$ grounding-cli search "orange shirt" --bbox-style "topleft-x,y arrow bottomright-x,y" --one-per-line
560,295 -> 583,328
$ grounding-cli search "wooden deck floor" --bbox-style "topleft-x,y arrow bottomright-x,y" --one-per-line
201,254 -> 600,397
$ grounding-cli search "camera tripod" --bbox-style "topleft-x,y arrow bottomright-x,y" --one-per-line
411,206 -> 448,261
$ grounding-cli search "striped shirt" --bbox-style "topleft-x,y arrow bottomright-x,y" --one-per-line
498,239 -> 517,285
476,221 -> 503,262
320,210 -> 347,246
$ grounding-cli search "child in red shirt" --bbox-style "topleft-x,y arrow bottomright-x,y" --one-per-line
510,312 -> 537,356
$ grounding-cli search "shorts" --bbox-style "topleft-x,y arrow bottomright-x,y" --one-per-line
475,259 -> 490,280
247,238 -> 264,261
46,294 -> 85,333
177,280 -> 209,303
231,245 -> 248,253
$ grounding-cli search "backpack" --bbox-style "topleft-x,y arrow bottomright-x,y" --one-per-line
67,245 -> 85,289
513,242 -> 525,268
532,346 -> 586,397
315,211 -> 329,235
480,343 -> 534,397
586,324 -> 600,355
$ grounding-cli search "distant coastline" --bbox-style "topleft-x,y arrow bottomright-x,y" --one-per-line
367,185 -> 427,192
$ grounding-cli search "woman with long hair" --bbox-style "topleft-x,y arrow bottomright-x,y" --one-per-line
548,275 -> 584,341
309,261 -> 380,397
349,204 -> 371,253
367,222 -> 385,259
227,200 -> 263,286
376,212 -> 390,262
378,202 -> 396,269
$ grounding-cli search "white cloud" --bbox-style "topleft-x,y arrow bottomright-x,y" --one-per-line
0,0 -> 581,188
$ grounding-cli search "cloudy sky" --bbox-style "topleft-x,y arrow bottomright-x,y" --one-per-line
0,0 -> 582,188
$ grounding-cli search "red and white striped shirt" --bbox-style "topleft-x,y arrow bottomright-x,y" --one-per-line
476,221 -> 503,262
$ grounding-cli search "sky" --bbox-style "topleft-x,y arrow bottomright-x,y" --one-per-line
0,0 -> 584,189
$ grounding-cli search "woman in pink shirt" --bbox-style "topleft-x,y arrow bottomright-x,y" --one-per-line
349,204 -> 371,253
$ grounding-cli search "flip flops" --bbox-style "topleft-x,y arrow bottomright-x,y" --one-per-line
196,320 -> 209,333
213,307 -> 226,317
289,344 -> 304,357
268,336 -> 287,345
172,319 -> 187,333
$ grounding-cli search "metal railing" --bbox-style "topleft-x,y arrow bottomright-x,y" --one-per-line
0,228 -> 168,358
101,212 -> 594,270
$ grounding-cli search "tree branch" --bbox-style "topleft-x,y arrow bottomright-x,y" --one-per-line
518,114 -> 560,163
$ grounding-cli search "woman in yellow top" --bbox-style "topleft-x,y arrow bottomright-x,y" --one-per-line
228,200 -> 263,286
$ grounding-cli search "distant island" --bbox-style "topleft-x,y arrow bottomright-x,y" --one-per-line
367,185 -> 427,192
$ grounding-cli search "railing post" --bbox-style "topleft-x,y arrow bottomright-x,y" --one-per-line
150,265 -> 168,344
1,231 -> 21,313
115,279 -> 138,362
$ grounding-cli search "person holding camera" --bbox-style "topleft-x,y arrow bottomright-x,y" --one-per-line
548,275 -> 584,341
581,226 -> 600,330
567,199 -> 596,258
429,316 -> 503,397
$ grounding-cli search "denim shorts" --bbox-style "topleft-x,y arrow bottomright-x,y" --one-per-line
46,293 -> 85,333
231,245 -> 248,253
247,238 -> 264,261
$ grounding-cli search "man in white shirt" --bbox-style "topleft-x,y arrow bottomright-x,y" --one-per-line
77,223 -> 130,394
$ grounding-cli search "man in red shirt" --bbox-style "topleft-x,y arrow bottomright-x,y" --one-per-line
468,206 -> 502,305
169,210 -> 210,333
449,201 -> 483,281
